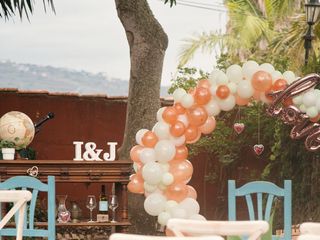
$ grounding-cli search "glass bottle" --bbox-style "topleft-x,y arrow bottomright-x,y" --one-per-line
57,194 -> 71,223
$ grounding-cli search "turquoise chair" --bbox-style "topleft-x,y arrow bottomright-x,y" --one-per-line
228,180 -> 292,240
0,176 -> 55,240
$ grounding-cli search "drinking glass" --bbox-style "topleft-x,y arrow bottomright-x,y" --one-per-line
109,195 -> 119,222
86,195 -> 96,222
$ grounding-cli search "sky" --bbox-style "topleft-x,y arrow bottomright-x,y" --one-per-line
0,0 -> 227,86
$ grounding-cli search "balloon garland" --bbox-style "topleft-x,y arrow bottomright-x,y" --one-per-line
127,60 -> 320,226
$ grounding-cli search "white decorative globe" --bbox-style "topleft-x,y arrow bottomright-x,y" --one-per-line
0,111 -> 35,149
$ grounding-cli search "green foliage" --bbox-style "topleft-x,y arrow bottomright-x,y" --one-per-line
0,139 -> 16,149
164,0 -> 176,7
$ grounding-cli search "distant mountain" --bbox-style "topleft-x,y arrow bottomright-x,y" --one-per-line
0,61 -> 170,97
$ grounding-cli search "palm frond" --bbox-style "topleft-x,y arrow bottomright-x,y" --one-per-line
264,0 -> 297,19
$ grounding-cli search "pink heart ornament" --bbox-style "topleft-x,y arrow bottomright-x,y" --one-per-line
233,123 -> 245,134
253,144 -> 264,155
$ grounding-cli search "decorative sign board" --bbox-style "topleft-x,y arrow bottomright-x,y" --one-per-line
73,141 -> 118,161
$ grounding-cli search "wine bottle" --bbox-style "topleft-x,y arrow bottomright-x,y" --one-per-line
97,185 -> 109,222
34,112 -> 55,134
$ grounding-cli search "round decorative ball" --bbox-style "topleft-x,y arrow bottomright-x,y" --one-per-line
0,111 -> 35,149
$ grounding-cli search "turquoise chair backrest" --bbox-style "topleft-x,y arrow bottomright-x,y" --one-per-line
228,180 -> 292,240
0,176 -> 55,240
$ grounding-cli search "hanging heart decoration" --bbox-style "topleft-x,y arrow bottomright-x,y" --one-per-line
233,123 -> 245,134
253,144 -> 264,155
27,166 -> 39,177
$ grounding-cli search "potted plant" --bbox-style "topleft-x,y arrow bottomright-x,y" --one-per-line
0,140 -> 16,160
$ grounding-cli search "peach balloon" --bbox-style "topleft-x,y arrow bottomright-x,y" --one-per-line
174,103 -> 186,114
199,116 -> 216,134
216,85 -> 230,99
128,173 -> 144,194
162,107 -> 178,124
165,182 -> 188,202
169,159 -> 193,183
141,131 -> 158,148
174,145 -> 189,160
130,145 -> 143,162
310,114 -> 320,123
272,79 -> 288,91
197,79 -> 211,89
184,125 -> 199,142
187,106 -> 208,126
170,121 -> 186,137
251,70 -> 272,92
235,94 -> 250,106
186,131 -> 201,144
194,87 -> 211,105
187,185 -> 197,199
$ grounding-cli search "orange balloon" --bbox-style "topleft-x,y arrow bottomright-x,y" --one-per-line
127,173 -> 144,194
184,125 -> 199,142
187,106 -> 208,126
170,160 -> 193,183
141,131 -> 158,148
165,182 -> 188,202
174,103 -> 186,114
310,114 -> 320,122
187,185 -> 197,199
272,79 -> 288,91
251,70 -> 272,92
216,85 -> 230,99
199,116 -> 216,134
194,87 -> 211,105
163,107 -> 178,125
165,228 -> 175,236
170,121 -> 186,137
197,79 -> 210,88
130,145 -> 143,162
186,131 -> 201,144
174,145 -> 189,160
235,94 -> 250,106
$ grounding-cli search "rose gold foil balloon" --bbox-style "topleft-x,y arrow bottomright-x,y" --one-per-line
187,106 -> 208,126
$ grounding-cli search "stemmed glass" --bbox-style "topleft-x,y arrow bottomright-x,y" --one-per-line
109,195 -> 119,222
86,195 -> 96,222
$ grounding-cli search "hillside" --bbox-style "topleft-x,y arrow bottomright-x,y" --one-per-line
0,61 -> 170,97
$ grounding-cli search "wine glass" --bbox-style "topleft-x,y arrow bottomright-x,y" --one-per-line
86,195 -> 96,222
109,195 -> 119,222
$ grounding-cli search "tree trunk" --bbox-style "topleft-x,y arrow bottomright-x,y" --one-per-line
115,0 -> 168,234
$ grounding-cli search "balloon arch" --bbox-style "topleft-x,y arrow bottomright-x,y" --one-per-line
127,60 -> 320,226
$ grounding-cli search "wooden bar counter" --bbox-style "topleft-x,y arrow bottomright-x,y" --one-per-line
0,160 -> 132,233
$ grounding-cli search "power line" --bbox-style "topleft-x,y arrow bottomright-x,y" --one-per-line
177,2 -> 227,12
179,0 -> 225,8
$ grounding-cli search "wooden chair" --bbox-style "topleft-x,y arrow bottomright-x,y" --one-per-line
298,222 -> 320,240
167,219 -> 269,240
228,180 -> 292,240
110,233 -> 224,240
0,176 -> 55,240
0,190 -> 32,240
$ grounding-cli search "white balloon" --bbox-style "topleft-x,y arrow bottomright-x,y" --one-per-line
209,69 -> 224,85
159,163 -> 170,172
292,96 -> 303,105
215,71 -> 228,85
272,71 -> 283,82
218,95 -> 236,111
171,207 -> 188,219
162,172 -> 174,185
139,148 -> 156,164
135,129 -> 148,145
153,122 -> 170,140
303,91 -> 317,107
133,162 -> 139,173
316,98 -> 320,111
300,104 -> 307,113
283,71 -> 296,84
173,88 -> 187,103
169,135 -> 186,147
144,193 -> 167,216
144,182 -> 158,193
189,214 -> 206,221
156,107 -> 166,122
205,99 -> 221,116
314,89 -> 320,97
260,63 -> 275,74
242,60 -> 259,80
158,182 -> 168,190
142,162 -> 163,185
226,64 -> 242,83
177,114 -> 189,127
154,140 -> 176,162
228,82 -> 237,94
307,106 -> 318,118
237,80 -> 254,99
158,211 -> 171,226
165,200 -> 178,213
209,84 -> 218,97
179,198 -> 200,217
181,94 -> 194,108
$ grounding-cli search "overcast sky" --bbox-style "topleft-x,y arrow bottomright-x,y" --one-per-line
0,0 -> 226,86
